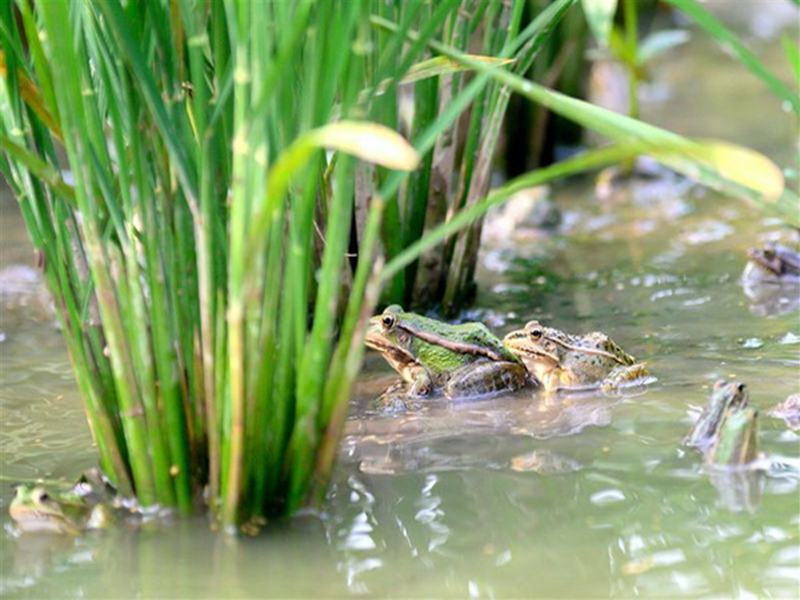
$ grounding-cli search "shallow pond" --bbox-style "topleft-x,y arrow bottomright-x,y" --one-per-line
1,5 -> 798,598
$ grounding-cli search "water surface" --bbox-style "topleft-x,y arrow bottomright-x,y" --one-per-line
1,6 -> 798,598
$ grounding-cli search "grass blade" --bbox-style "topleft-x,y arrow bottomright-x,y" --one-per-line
581,0 -> 617,48
664,0 -> 800,114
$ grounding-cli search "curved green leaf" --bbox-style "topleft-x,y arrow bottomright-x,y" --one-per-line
312,121 -> 420,171
246,121 -> 419,265
400,55 -> 515,85
672,139 -> 785,201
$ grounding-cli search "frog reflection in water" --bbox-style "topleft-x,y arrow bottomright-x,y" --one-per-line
365,305 -> 529,408
502,321 -> 648,393
9,473 -> 115,535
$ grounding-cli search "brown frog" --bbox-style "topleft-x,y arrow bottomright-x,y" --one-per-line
502,321 -> 648,393
744,243 -> 800,283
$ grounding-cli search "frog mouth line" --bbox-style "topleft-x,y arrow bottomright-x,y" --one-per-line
746,247 -> 800,277
746,250 -> 783,276
503,335 -> 560,366
514,346 -> 560,366
364,333 -> 416,364
19,510 -> 63,521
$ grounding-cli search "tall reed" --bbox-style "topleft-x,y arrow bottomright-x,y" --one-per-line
1,0 -> 584,529
1,0 -> 442,528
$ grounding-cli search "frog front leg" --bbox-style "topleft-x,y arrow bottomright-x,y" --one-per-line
372,363 -> 432,412
400,362 -> 434,397
444,361 -> 528,398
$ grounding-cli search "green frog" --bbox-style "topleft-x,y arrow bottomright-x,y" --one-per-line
365,305 -> 529,407
9,471 -> 116,535
684,381 -> 749,450
10,486 -> 84,535
501,320 -> 648,393
707,406 -> 760,467
705,406 -> 764,512
744,243 -> 800,282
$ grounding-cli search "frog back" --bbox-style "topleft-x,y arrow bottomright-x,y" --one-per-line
406,317 -> 515,359
450,321 -> 519,362
585,332 -> 636,365
560,331 -> 636,383
406,320 -> 514,384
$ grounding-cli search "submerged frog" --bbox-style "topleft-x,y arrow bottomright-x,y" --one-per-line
365,305 -> 529,407
502,321 -> 648,393
9,486 -> 98,535
684,381 -> 749,450
741,243 -> 800,316
744,243 -> 800,282
9,471 -> 116,535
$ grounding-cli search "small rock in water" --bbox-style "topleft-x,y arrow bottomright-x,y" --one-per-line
778,332 -> 800,345
0,265 -> 41,296
509,450 -> 581,475
457,307 -> 509,329
589,488 -> 626,506
739,337 -> 765,349
621,557 -> 655,576
767,394 -> 800,430
0,265 -> 54,319
680,220 -> 735,245
482,185 -> 561,242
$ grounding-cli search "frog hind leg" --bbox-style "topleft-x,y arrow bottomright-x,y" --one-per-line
601,362 -> 650,392
444,361 -> 528,399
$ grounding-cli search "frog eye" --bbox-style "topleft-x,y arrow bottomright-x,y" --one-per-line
528,327 -> 542,340
37,491 -> 50,503
381,313 -> 396,329
736,383 -> 746,393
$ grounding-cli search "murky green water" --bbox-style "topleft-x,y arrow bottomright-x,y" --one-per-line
2,6 -> 799,598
